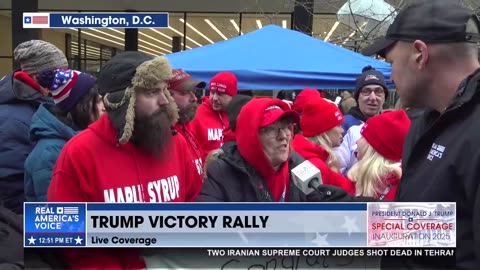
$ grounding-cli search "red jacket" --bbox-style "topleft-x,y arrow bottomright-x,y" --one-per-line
48,114 -> 203,269
175,122 -> 205,176
293,134 -> 400,200
190,97 -> 229,157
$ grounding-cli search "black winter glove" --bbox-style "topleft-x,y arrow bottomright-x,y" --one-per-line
307,184 -> 377,202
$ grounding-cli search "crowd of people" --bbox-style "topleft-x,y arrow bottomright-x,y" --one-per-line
0,0 -> 479,269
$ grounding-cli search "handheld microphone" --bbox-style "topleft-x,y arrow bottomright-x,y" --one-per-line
291,160 -> 323,195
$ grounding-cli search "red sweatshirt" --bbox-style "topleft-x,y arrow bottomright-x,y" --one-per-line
293,134 -> 400,200
175,122 -> 205,176
189,97 -> 229,157
48,114 -> 203,269
222,127 -> 236,142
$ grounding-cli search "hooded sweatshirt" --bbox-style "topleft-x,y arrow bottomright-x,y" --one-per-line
25,104 -> 78,202
236,98 -> 291,202
222,128 -> 236,142
190,96 -> 229,157
48,114 -> 203,269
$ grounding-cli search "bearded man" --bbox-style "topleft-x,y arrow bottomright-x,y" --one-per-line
167,69 -> 206,175
47,52 -> 203,269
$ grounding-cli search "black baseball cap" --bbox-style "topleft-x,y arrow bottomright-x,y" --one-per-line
362,0 -> 480,57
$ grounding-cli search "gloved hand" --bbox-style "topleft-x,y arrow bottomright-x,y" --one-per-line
307,184 -> 377,202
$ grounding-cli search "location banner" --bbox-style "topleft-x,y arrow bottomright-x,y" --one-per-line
23,202 -> 456,248
23,12 -> 169,28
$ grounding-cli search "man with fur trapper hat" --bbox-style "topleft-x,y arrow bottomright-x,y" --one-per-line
48,52 -> 203,269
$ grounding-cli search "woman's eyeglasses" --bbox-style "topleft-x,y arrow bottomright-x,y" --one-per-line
260,122 -> 294,137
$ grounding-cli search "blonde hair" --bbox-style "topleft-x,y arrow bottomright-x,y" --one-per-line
347,143 -> 402,197
306,133 -> 340,172
203,148 -> 224,179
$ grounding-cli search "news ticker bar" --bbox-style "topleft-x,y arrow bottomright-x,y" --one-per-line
23,12 -> 168,28
24,202 -> 456,248
140,248 -> 457,269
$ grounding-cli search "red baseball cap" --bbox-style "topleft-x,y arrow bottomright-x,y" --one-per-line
260,105 -> 300,128
168,69 -> 206,92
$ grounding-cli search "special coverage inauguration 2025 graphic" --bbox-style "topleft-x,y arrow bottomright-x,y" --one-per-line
24,203 -> 456,249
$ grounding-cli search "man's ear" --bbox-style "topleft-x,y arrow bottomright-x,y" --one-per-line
412,40 -> 429,69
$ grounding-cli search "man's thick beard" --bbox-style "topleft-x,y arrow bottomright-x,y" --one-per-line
178,103 -> 198,124
131,105 -> 177,160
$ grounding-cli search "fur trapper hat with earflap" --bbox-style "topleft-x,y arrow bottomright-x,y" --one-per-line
103,56 -> 178,144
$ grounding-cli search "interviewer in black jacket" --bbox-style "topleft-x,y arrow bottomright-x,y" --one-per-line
363,0 -> 480,269
197,97 -> 365,203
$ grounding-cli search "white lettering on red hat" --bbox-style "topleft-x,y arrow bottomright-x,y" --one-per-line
210,82 -> 228,93
172,69 -> 190,81
365,75 -> 379,81
335,111 -> 343,121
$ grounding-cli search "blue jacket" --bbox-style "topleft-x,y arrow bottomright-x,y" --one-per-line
341,114 -> 363,134
24,104 -> 78,202
340,106 -> 369,134
0,72 -> 51,213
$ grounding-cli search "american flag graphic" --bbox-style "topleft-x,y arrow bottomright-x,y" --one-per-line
24,15 -> 49,24
57,206 -> 79,215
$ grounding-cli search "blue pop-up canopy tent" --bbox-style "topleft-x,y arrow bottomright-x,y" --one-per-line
165,25 -> 391,90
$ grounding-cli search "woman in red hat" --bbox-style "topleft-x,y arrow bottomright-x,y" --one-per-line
345,110 -> 411,200
292,96 -> 350,184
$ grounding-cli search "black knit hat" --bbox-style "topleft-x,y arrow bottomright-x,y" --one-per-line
225,94 -> 253,132
354,66 -> 389,101
97,51 -> 153,96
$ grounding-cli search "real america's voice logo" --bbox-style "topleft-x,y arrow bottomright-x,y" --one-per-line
34,206 -> 80,229
25,203 -> 87,247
